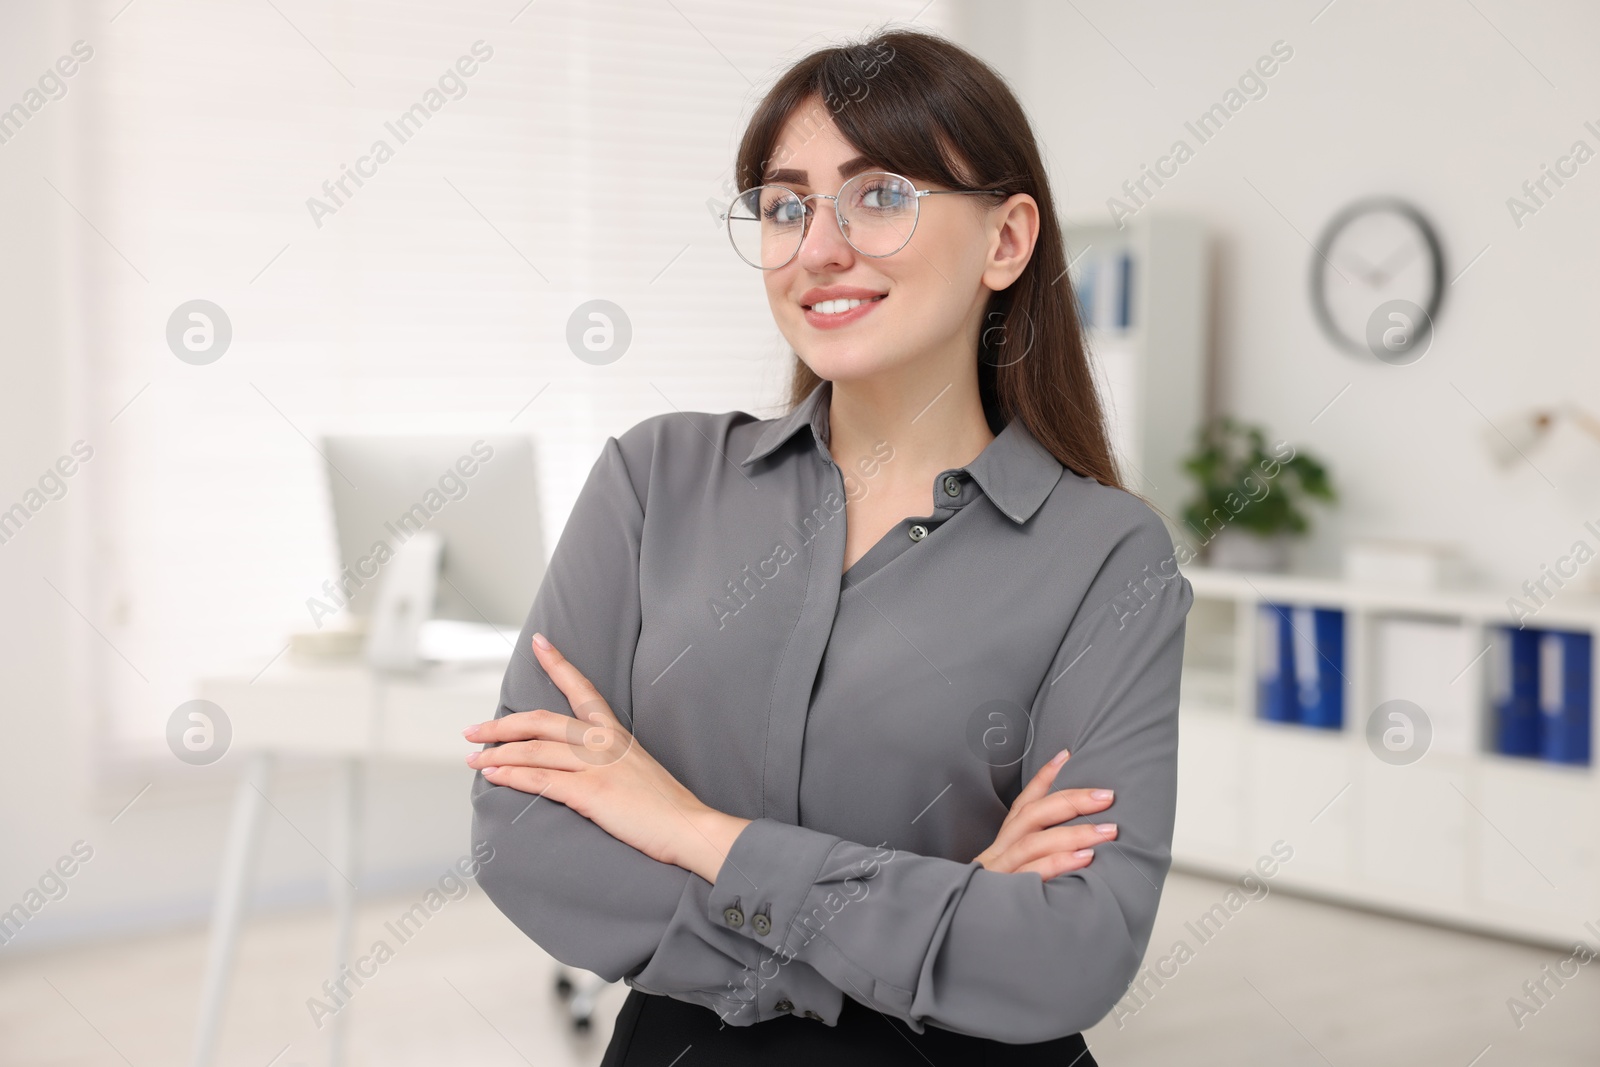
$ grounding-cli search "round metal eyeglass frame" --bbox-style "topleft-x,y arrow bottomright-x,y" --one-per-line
719,170 -> 1008,270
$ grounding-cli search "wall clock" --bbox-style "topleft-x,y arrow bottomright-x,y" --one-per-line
1309,196 -> 1444,363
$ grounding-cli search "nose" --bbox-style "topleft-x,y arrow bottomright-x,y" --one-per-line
795,197 -> 855,272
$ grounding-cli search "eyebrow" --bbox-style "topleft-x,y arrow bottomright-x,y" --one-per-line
762,155 -> 878,186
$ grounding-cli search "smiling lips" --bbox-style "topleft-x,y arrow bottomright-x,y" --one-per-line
801,287 -> 887,330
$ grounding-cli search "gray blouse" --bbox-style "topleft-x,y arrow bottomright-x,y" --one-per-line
470,377 -> 1193,1044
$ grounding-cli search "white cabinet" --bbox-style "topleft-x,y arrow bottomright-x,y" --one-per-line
1354,757 -> 1471,905
1174,710 -> 1246,859
1474,758 -> 1599,922
1174,566 -> 1600,946
1064,215 -> 1209,525
1248,723 -> 1353,883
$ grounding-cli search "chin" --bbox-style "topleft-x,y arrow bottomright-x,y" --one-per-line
795,342 -> 911,384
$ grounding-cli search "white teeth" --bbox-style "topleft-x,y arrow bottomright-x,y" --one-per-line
811,296 -> 882,315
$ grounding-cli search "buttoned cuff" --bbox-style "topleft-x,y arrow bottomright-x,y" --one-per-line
709,947 -> 845,1027
706,817 -> 844,1024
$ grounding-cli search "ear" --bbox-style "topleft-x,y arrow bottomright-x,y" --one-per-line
981,194 -> 1040,292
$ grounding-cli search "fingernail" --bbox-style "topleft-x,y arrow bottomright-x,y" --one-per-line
462,725 -> 477,738
1094,822 -> 1117,836
481,765 -> 498,776
1074,848 -> 1095,859
1052,748 -> 1071,765
532,632 -> 552,650
1091,789 -> 1113,801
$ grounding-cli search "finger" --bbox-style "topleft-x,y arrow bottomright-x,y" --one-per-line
986,785 -> 1111,865
469,717 -> 633,774
479,763 -> 575,802
997,822 -> 1116,871
1006,748 -> 1071,818
1017,847 -> 1096,881
466,708 -> 574,744
1021,787 -> 1114,832
470,738 -> 588,774
531,634 -> 620,726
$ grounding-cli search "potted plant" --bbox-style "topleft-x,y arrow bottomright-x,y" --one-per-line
1179,416 -> 1336,572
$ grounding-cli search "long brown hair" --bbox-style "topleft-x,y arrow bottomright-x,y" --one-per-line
734,26 -> 1124,493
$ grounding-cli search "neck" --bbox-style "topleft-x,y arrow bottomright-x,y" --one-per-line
825,364 -> 997,491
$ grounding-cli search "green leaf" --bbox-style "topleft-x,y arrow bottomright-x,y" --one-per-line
1177,417 -> 1337,539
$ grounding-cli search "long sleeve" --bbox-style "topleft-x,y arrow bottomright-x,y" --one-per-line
702,510 -> 1193,1043
470,434 -> 840,1023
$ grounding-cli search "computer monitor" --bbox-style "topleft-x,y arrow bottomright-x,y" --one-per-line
319,434 -> 546,629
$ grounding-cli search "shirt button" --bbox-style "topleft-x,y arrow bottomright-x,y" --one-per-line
908,524 -> 928,542
775,998 -> 794,1013
803,1009 -> 823,1020
751,913 -> 771,936
943,474 -> 961,497
723,906 -> 744,928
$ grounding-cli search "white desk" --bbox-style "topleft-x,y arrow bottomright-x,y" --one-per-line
187,653 -> 507,1067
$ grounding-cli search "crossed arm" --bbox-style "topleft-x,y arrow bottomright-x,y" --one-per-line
467,434 -> 1191,1039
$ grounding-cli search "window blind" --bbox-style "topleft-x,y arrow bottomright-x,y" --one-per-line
74,0 -> 947,743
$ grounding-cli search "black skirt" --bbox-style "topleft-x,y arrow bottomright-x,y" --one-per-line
600,987 -> 1099,1067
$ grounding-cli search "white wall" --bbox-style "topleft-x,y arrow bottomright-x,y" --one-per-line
9,0 -> 1599,954
0,6 -> 475,954
0,0 -> 944,955
955,0 -> 1600,592
0,1 -> 84,936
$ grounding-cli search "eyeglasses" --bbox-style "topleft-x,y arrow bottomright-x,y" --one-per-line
720,170 -> 1006,270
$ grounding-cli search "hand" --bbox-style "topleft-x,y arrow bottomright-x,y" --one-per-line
463,632 -> 747,875
973,748 -> 1118,881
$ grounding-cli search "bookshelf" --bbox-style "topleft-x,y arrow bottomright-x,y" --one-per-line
1174,565 -> 1600,948
1063,214 -> 1209,525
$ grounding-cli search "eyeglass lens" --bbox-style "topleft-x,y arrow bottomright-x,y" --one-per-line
726,172 -> 919,269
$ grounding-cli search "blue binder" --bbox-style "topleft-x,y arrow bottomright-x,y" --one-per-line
1075,257 -> 1097,327
1291,606 -> 1345,729
1493,626 -> 1542,757
1538,629 -> 1592,765
1257,603 -> 1297,723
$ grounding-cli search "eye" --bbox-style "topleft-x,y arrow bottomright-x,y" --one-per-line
761,190 -> 805,226
851,178 -> 913,214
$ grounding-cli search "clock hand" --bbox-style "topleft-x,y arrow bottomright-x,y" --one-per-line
1336,250 -> 1385,287
1369,243 -> 1417,287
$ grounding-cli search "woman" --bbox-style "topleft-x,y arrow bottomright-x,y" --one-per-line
465,27 -> 1192,1065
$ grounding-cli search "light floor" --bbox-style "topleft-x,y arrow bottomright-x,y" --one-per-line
2,868 -> 1596,1066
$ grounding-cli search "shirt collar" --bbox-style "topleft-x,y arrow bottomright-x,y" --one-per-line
739,378 -> 1064,525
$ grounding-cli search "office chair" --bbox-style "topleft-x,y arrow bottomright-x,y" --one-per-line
553,965 -> 613,1033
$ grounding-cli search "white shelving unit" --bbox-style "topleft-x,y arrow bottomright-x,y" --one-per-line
1175,565 -> 1600,948
1063,214 -> 1209,525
